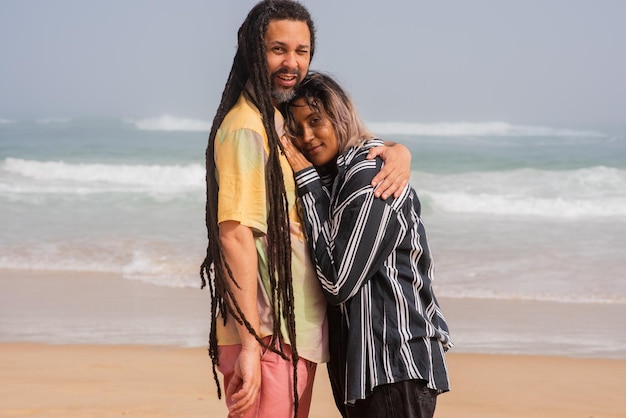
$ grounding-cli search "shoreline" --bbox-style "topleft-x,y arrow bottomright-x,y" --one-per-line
1,342 -> 624,418
2,269 -> 625,359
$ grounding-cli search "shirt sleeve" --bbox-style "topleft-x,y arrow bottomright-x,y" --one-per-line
294,156 -> 405,305
215,127 -> 268,235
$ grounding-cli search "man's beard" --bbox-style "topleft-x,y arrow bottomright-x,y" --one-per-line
270,69 -> 301,103
271,87 -> 296,104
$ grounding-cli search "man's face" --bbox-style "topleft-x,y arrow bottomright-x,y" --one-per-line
264,19 -> 311,105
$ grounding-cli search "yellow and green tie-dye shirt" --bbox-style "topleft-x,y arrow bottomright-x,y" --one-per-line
213,92 -> 328,364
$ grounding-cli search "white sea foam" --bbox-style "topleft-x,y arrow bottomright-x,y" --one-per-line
4,159 -> 625,218
0,245 -> 202,289
2,158 -> 204,194
368,121 -> 605,137
125,116 -> 605,137
427,192 -> 626,218
126,115 -> 211,132
2,242 -> 623,304
415,166 -> 626,218
0,251 -> 122,275
437,286 -> 626,304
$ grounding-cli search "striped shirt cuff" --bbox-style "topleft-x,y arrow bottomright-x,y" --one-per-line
294,166 -> 322,196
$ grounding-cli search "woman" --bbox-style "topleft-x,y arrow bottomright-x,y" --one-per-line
280,72 -> 452,418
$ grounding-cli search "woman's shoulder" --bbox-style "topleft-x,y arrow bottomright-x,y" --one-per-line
342,138 -> 384,165
337,139 -> 384,190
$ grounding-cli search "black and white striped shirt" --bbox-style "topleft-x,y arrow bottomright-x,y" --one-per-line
294,139 -> 452,404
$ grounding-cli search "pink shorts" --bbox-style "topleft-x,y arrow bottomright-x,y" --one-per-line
217,336 -> 317,418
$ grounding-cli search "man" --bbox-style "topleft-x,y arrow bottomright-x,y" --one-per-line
200,2 -> 410,417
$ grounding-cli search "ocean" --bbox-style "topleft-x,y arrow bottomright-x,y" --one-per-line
1,116 -> 625,358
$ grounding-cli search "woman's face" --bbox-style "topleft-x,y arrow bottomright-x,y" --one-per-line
290,98 -> 339,167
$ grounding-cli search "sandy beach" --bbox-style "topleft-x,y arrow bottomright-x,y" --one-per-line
1,343 -> 625,418
1,271 -> 626,417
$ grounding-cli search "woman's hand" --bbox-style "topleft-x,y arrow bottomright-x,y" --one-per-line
367,142 -> 412,199
280,136 -> 313,172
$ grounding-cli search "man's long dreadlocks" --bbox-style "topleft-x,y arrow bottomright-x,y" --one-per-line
199,1 -> 316,415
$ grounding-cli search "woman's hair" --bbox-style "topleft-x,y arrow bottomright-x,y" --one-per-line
200,1 -> 315,414
282,72 -> 374,153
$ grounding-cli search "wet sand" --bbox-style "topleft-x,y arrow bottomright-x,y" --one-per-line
1,343 -> 625,418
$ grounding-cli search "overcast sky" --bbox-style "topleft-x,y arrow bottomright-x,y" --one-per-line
1,0 -> 625,131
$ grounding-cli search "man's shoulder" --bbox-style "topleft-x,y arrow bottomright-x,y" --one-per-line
220,93 -> 265,134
